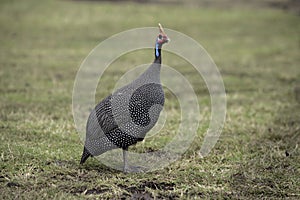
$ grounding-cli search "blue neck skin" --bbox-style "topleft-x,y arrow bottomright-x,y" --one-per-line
154,40 -> 162,64
155,42 -> 160,57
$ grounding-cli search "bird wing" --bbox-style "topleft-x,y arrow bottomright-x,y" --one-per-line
86,94 -> 118,139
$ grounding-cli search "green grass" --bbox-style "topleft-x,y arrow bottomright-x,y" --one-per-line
0,0 -> 300,199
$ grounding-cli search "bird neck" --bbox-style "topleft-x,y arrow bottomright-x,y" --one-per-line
154,42 -> 162,64
135,42 -> 162,84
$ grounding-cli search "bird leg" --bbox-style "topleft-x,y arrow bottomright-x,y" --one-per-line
122,147 -> 147,173
122,147 -> 128,173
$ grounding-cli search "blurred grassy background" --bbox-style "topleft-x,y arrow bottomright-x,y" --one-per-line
0,0 -> 299,199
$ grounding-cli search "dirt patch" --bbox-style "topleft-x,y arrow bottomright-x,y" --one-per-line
83,187 -> 110,195
128,191 -> 153,200
294,85 -> 300,103
268,0 -> 300,13
132,181 -> 175,190
6,182 -> 21,188
66,185 -> 110,195
118,181 -> 177,199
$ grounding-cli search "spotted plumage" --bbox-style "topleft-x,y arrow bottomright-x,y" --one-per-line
80,24 -> 170,172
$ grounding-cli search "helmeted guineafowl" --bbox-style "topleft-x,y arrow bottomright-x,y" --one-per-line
80,23 -> 170,172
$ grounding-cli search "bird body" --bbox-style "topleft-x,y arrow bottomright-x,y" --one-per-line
80,24 -> 170,172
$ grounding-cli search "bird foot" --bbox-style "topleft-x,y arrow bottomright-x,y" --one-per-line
123,165 -> 147,173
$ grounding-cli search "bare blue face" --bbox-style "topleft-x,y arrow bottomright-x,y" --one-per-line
156,33 -> 170,45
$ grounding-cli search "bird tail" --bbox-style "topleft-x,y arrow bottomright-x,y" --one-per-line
80,146 -> 91,164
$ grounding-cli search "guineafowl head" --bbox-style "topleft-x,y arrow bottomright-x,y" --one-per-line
156,23 -> 170,47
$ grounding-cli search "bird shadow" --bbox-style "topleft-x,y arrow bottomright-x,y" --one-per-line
78,160 -> 121,173
47,158 -> 120,174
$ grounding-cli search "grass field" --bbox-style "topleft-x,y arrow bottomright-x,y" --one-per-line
0,0 -> 300,199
